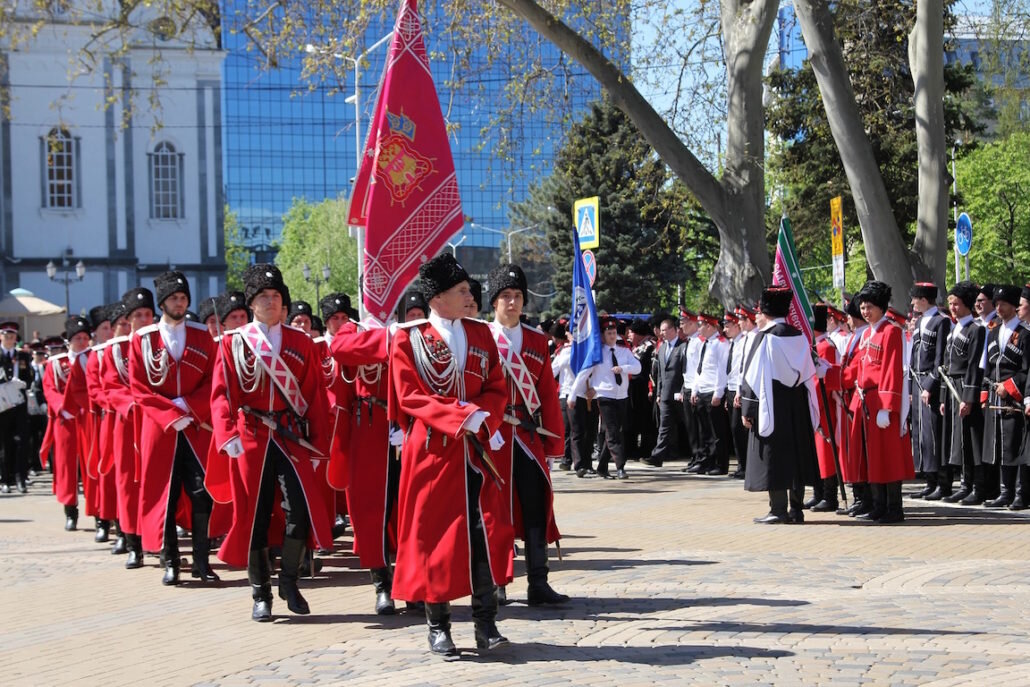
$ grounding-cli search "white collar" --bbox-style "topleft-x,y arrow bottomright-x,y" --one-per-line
255,320 -> 281,337
429,311 -> 461,331
957,314 -> 974,326
159,318 -> 185,333
922,306 -> 939,318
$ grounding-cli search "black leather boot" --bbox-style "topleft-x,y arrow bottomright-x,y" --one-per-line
278,537 -> 310,615
877,481 -> 905,524
803,478 -> 824,509
525,527 -> 569,606
425,602 -> 457,656
94,518 -> 110,543
124,533 -> 144,569
471,558 -> 507,650
249,548 -> 273,622
812,477 -> 840,512
111,532 -> 128,555
856,484 -> 887,522
162,531 -> 181,586
64,504 -> 78,531
370,567 -> 396,615
190,512 -> 220,582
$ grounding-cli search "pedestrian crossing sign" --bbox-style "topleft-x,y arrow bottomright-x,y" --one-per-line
574,196 -> 600,249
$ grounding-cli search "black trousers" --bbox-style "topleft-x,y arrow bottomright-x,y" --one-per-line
571,397 -> 599,472
250,441 -> 311,550
625,385 -> 657,459
694,392 -> 730,471
597,397 -> 628,474
727,391 -> 749,473
465,463 -> 494,598
0,404 -> 28,485
381,444 -> 403,559
651,400 -> 681,463
560,399 -> 573,466
164,435 -> 214,552
513,443 -> 548,534
680,390 -> 701,461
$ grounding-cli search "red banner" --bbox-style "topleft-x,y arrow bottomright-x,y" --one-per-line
350,0 -> 464,323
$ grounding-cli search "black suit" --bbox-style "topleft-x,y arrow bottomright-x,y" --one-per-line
649,339 -> 685,464
910,312 -> 951,483
982,320 -> 1030,502
0,348 -> 33,487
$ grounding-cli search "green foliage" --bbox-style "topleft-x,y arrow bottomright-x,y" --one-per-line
954,132 -> 1030,284
765,0 -> 984,279
223,205 -> 250,291
524,100 -> 710,318
274,198 -> 358,305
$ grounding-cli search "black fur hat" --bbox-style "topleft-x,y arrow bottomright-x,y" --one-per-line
106,301 -> 126,325
215,291 -> 248,324
994,284 -> 1022,308
418,253 -> 470,302
629,318 -> 651,336
910,282 -> 938,301
64,315 -> 92,339
980,283 -> 998,300
844,295 -> 862,320
310,315 -> 325,335
197,297 -> 218,324
154,270 -> 191,308
468,278 -> 482,311
320,292 -> 359,321
243,263 -> 288,306
401,291 -> 427,316
550,320 -> 567,339
287,300 -> 314,323
88,305 -> 109,330
812,303 -> 828,333
948,281 -> 979,311
122,287 -> 156,316
856,280 -> 892,312
758,287 -> 794,318
183,311 -> 199,322
487,264 -> 528,306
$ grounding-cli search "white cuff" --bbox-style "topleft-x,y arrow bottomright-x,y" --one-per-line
60,409 -> 74,420
488,429 -> 504,451
172,416 -> 193,432
221,436 -> 244,458
171,397 -> 189,412
461,409 -> 489,435
388,426 -> 404,447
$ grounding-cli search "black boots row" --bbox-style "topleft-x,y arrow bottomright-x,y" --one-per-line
854,481 -> 904,524
525,527 -> 570,606
161,513 -> 220,586
425,566 -> 507,657
248,537 -> 311,622
63,505 -> 78,531
370,566 -> 396,615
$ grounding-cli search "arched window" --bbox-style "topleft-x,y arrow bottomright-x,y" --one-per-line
148,141 -> 184,219
41,127 -> 80,209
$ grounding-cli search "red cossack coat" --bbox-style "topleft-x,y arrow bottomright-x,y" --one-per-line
814,335 -> 843,480
41,352 -> 89,507
388,319 -> 509,604
100,337 -> 143,533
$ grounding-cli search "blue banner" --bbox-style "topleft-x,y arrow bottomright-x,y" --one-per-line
570,225 -> 602,374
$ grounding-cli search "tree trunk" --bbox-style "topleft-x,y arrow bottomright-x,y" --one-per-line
909,0 -> 948,286
496,0 -> 774,307
793,0 -> 915,305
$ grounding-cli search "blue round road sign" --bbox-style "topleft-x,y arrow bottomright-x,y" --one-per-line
956,212 -> 972,257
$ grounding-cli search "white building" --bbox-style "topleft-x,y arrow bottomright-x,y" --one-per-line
0,4 -> 225,321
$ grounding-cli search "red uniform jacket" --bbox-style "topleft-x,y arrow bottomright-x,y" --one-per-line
388,318 -> 509,604
208,323 -> 333,568
100,336 -> 143,533
129,321 -> 218,552
845,319 -> 915,484
814,335 -> 842,479
329,324 -> 395,569
40,352 -> 89,506
85,347 -> 117,520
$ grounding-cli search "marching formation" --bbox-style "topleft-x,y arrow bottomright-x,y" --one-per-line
3,258 -> 1030,657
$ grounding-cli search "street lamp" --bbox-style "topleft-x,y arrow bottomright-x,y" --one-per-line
445,235 -> 467,256
302,263 -> 331,302
46,250 -> 86,313
470,222 -> 540,262
305,32 -> 393,320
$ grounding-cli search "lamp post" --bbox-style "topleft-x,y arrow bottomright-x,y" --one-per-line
469,222 -> 539,262
305,32 -> 393,320
445,235 -> 467,256
302,263 -> 331,302
46,250 -> 86,313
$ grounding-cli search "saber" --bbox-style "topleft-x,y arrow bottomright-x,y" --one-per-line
855,388 -> 871,420
988,405 -> 1024,415
465,431 -> 504,490
937,366 -> 963,405
503,414 -> 560,439
241,405 -> 324,456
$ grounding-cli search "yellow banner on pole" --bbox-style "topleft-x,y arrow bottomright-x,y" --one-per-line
830,196 -> 844,288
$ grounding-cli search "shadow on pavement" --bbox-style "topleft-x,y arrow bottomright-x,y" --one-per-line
491,595 -> 809,621
456,641 -> 794,665
665,620 -> 976,636
551,557 -> 717,572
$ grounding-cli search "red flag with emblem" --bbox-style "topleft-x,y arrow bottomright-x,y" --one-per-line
349,0 -> 464,323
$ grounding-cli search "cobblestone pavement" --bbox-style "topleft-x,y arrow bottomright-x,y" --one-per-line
3,462 -> 1030,686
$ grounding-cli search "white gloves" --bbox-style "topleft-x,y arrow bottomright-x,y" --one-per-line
388,426 -> 404,447
816,359 -> 831,379
673,392 -> 682,402
172,416 -> 193,432
171,397 -> 189,412
462,409 -> 488,434
222,437 -> 244,458
489,430 -> 505,451
60,409 -> 74,420
876,409 -> 890,429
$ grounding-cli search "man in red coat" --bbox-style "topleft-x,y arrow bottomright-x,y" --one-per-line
209,264 -> 332,622
808,303 -> 844,513
847,281 -> 914,524
84,304 -> 119,543
129,271 -> 220,585
486,263 -> 568,606
40,316 -> 92,531
389,253 -> 509,656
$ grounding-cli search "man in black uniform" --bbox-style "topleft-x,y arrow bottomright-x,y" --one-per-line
909,283 -> 952,500
643,316 -> 684,467
0,321 -> 33,493
981,285 -> 1030,510
939,282 -> 988,505
626,319 -> 657,461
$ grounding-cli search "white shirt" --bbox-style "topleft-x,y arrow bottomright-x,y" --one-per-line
159,318 -> 187,361
681,335 -> 702,390
950,314 -> 974,341
693,336 -> 729,397
551,345 -> 574,399
998,315 -> 1022,352
726,334 -> 745,392
2,345 -> 19,378
428,311 -> 466,367
743,318 -> 819,437
572,344 -> 641,400
499,323 -> 523,355
254,320 -> 283,355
